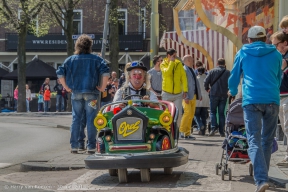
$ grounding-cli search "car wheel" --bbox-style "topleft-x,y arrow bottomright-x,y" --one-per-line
109,169 -> 117,176
164,167 -> 173,175
140,169 -> 150,182
156,135 -> 171,151
118,169 -> 128,183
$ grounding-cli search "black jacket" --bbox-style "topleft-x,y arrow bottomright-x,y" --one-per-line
54,84 -> 64,95
204,66 -> 230,97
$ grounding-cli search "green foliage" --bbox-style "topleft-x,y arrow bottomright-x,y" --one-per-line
0,0 -> 54,36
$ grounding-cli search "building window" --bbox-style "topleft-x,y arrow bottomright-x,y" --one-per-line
62,10 -> 83,35
178,10 -> 212,31
178,10 -> 194,31
18,10 -> 39,35
140,8 -> 146,39
118,9 -> 127,35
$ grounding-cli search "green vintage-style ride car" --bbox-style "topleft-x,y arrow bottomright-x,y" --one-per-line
84,97 -> 189,183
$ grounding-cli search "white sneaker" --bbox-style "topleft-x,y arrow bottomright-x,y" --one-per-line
255,182 -> 269,192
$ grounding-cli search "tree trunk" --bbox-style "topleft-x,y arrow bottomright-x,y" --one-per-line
17,28 -> 27,112
66,7 -> 74,57
109,0 -> 119,74
65,7 -> 74,112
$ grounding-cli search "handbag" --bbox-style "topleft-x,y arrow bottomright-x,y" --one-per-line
272,137 -> 278,154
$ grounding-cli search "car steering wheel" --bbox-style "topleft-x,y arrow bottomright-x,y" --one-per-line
123,94 -> 143,100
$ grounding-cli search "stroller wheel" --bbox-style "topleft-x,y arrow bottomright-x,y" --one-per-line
215,163 -> 220,175
228,168 -> 232,180
221,169 -> 225,180
249,164 -> 253,176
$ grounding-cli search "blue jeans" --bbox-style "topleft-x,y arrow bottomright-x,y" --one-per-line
56,95 -> 64,111
14,99 -> 17,111
26,99 -> 30,112
243,104 -> 279,186
44,101 -> 49,112
210,96 -> 227,134
71,93 -> 99,150
38,103 -> 43,111
194,107 -> 208,129
78,110 -> 86,148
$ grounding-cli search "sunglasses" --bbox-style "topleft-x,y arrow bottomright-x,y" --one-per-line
273,41 -> 283,47
131,61 -> 144,67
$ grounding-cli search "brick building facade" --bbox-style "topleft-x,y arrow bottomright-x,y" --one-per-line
0,0 -> 178,96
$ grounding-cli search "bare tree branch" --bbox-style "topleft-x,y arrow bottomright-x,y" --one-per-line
46,1 -> 65,30
51,0 -> 66,15
30,0 -> 44,18
73,0 -> 82,7
2,0 -> 13,18
60,0 -> 67,11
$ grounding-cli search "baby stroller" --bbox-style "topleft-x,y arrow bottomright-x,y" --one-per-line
215,98 -> 253,180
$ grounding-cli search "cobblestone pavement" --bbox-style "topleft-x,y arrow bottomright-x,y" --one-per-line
0,114 -> 287,191
0,133 -> 286,192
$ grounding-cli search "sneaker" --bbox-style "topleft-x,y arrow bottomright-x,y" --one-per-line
181,134 -> 196,140
78,143 -> 86,151
208,130 -> 216,136
255,182 -> 269,192
276,155 -> 288,167
56,111 -> 59,113
197,130 -> 203,135
71,148 -> 78,154
220,133 -> 225,137
87,149 -> 96,154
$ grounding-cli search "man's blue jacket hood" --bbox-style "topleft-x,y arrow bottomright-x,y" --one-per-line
242,42 -> 276,57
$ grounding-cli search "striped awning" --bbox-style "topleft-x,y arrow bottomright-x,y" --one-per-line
160,29 -> 229,69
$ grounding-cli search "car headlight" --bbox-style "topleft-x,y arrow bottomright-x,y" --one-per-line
94,112 -> 107,130
159,109 -> 173,127
162,115 -> 170,123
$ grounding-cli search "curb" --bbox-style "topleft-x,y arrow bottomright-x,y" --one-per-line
56,125 -> 70,130
269,177 -> 288,189
0,112 -> 72,116
269,166 -> 288,189
20,161 -> 85,172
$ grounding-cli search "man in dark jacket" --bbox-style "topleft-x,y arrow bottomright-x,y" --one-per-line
204,58 -> 230,137
54,79 -> 65,112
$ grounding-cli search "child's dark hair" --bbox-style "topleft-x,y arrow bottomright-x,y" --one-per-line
195,61 -> 203,68
197,67 -> 205,75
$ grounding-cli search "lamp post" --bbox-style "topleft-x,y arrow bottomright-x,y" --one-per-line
101,0 -> 111,59
150,0 -> 159,67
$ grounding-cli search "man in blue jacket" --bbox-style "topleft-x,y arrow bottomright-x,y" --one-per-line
228,26 -> 282,192
57,34 -> 110,154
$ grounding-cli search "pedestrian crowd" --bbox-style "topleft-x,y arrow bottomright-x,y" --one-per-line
13,77 -> 69,113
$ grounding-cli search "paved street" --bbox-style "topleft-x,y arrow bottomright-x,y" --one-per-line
0,114 -> 287,192
0,122 -> 69,167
